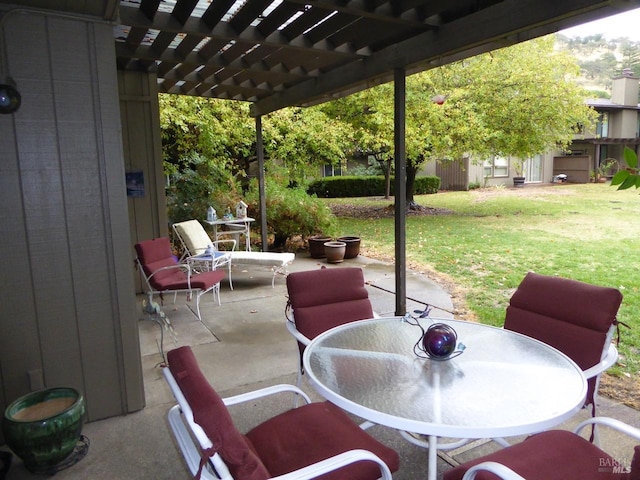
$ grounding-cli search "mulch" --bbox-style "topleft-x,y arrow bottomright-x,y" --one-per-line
328,201 -> 453,218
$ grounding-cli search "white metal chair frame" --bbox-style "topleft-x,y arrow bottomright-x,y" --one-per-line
135,258 -> 220,323
162,366 -> 393,480
172,221 -> 236,289
460,417 -> 640,480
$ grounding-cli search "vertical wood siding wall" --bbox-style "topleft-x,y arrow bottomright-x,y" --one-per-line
0,12 -> 145,428
118,71 -> 167,292
437,158 -> 470,191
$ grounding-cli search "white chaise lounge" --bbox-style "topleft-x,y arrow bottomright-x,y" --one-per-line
173,220 -> 295,288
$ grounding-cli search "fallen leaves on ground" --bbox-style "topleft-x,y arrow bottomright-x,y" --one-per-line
328,201 -> 453,218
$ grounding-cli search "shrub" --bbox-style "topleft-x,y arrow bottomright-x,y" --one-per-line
166,152 -> 242,224
307,175 -> 440,197
245,181 -> 337,250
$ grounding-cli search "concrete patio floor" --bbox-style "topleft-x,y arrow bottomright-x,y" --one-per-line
2,252 -> 639,479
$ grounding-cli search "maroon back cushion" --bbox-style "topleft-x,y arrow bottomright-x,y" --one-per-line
286,267 -> 374,342
504,272 -> 622,405
135,238 -> 188,289
167,347 -> 269,480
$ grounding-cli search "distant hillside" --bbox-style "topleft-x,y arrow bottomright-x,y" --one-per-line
555,33 -> 640,97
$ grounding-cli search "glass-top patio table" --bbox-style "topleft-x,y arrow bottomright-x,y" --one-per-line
303,316 -> 587,480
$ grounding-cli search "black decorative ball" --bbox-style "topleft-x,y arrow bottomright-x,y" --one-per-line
422,323 -> 458,359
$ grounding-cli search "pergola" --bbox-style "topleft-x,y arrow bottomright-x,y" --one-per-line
2,0 -> 639,422
7,1 -> 637,313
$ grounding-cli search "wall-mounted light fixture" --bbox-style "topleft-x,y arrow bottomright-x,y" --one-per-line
0,6 -> 116,115
0,76 -> 21,114
0,10 -> 21,114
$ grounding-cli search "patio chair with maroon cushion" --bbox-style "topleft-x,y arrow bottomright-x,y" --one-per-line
163,346 -> 400,480
285,267 -> 375,386
135,237 -> 225,323
504,272 -> 623,419
442,417 -> 640,480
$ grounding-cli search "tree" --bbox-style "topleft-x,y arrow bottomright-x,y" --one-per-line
263,107 -> 354,185
159,95 -> 254,179
320,87 -> 395,197
159,95 -> 351,247
322,35 -> 596,207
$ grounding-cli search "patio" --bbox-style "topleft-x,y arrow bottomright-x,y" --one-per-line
2,253 -> 638,479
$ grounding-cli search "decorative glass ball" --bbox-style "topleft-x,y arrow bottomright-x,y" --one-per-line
422,323 -> 458,359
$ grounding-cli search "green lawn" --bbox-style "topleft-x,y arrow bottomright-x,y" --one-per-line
330,183 -> 640,378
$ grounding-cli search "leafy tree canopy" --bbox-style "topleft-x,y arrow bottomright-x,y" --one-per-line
320,35 -> 596,203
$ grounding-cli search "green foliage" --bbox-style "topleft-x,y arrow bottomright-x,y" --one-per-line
611,146 -> 640,190
321,36 -> 595,202
159,95 -> 254,173
160,95 -> 354,187
166,152 -> 242,224
263,107 -> 353,185
429,36 -> 597,161
308,176 -> 440,197
349,157 -> 385,176
244,180 -> 337,249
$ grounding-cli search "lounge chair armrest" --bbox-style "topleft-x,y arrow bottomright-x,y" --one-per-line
461,462 -> 526,480
223,384 -> 312,407
147,263 -> 192,280
582,344 -> 618,380
574,416 -> 640,442
213,238 -> 237,251
285,319 -> 312,346
273,449 -> 393,480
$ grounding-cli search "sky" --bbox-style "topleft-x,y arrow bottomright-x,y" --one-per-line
560,8 -> 640,41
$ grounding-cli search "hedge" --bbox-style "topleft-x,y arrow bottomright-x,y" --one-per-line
307,175 -> 440,198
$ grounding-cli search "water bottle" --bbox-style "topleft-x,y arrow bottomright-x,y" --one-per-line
207,206 -> 215,222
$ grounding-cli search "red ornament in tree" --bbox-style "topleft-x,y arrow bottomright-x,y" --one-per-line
431,94 -> 446,105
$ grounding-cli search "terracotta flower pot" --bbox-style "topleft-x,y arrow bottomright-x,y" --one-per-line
324,241 -> 346,263
308,235 -> 333,258
337,236 -> 361,259
2,387 -> 85,473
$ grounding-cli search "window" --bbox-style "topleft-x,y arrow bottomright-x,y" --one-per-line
596,112 -> 609,137
323,163 -> 342,177
483,156 -> 509,178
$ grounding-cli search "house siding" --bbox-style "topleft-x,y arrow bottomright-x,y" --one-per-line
0,12 -> 144,433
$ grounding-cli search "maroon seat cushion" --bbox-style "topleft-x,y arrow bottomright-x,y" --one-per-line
167,347 -> 269,480
286,267 -> 374,342
135,237 -> 224,291
189,269 -> 225,290
504,272 -> 622,405
443,429 -> 634,480
247,401 -> 400,480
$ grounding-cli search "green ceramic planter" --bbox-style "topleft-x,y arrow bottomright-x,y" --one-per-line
2,387 -> 85,473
